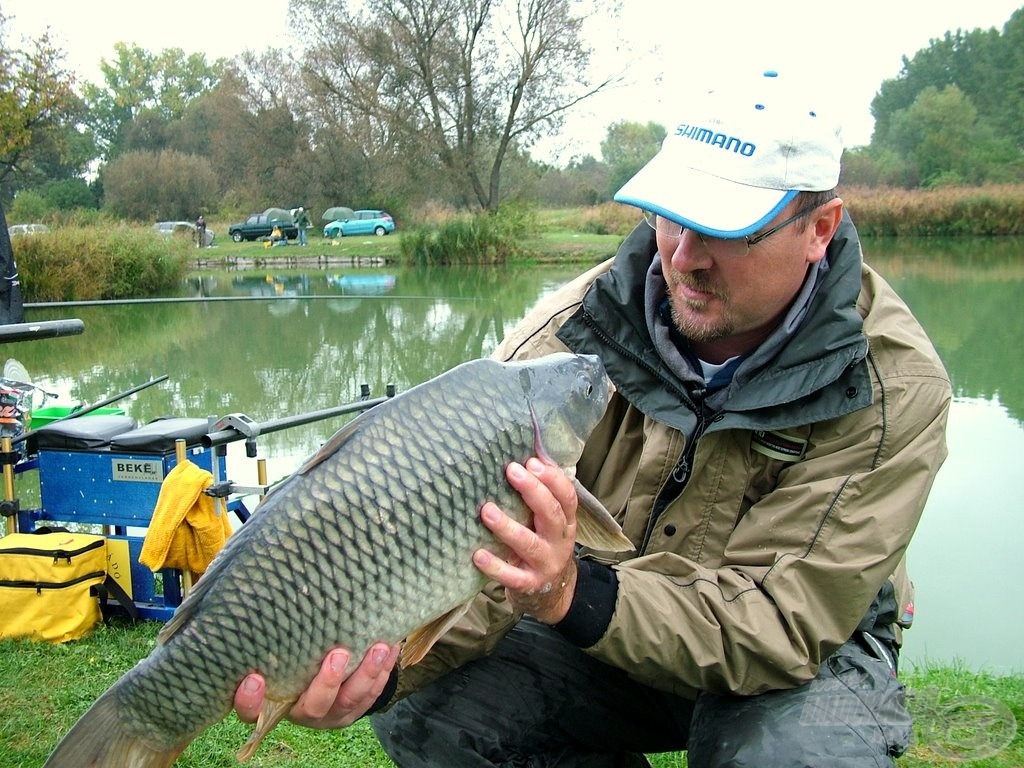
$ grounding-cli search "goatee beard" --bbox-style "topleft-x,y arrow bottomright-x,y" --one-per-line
666,269 -> 732,343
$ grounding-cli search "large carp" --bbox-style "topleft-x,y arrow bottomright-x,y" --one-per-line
43,352 -> 631,767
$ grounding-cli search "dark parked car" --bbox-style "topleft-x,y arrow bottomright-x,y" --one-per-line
154,221 -> 214,247
228,214 -> 298,243
323,210 -> 395,238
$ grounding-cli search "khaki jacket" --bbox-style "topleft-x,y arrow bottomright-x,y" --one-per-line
397,215 -> 951,701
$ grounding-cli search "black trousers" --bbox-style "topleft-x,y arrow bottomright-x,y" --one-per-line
370,619 -> 912,767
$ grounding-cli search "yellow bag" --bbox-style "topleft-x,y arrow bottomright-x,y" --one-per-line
0,530 -> 107,643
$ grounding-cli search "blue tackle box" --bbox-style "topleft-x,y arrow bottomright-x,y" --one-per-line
26,415 -> 226,620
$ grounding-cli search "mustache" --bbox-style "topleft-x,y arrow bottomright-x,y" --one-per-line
668,269 -> 721,298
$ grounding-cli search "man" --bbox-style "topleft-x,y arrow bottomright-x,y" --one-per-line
235,69 -> 951,766
295,207 -> 311,246
195,214 -> 207,248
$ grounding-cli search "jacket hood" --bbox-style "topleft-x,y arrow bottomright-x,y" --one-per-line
557,211 -> 871,434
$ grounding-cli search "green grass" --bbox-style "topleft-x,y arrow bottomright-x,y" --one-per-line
196,229 -> 405,266
194,210 -> 625,269
1,620 -> 1019,767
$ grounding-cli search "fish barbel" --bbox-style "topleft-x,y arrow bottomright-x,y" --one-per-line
43,352 -> 631,767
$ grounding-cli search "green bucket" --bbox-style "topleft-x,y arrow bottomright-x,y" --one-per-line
30,406 -> 126,429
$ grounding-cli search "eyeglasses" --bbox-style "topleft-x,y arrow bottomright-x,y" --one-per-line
643,194 -> 837,258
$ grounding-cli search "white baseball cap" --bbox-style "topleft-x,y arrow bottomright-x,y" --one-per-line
614,69 -> 843,238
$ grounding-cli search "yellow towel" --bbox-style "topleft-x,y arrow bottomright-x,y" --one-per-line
139,460 -> 232,576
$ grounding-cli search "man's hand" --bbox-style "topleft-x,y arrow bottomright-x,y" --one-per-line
473,457 -> 579,625
234,642 -> 401,729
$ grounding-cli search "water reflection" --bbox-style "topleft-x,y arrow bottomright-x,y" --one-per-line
7,241 -> 1023,672
864,237 -> 1024,673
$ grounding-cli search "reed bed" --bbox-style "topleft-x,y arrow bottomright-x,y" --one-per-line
14,225 -> 191,302
841,184 -> 1024,237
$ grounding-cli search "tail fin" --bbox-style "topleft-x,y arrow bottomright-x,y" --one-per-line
43,690 -> 185,768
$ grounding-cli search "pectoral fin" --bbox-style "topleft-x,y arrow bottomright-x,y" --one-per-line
573,479 -> 633,552
401,600 -> 474,668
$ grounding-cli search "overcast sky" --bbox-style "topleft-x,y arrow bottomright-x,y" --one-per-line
4,0 -> 1023,162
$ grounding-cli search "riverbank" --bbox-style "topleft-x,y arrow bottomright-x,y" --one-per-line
15,188 -> 1024,301
1,620 -> 1019,767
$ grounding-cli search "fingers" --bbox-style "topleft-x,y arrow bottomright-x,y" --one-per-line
488,459 -> 577,560
516,458 -> 578,531
322,642 -> 401,728
234,674 -> 266,724
232,643 -> 401,731
290,648 -> 352,724
473,459 -> 580,624
290,643 -> 400,729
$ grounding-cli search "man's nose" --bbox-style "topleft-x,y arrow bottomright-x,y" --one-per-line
669,229 -> 713,272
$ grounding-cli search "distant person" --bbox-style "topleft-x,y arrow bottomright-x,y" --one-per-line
0,201 -> 25,325
270,224 -> 287,247
294,207 -> 311,246
195,214 -> 207,248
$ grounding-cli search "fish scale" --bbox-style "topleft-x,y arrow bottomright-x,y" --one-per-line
43,353 -> 620,767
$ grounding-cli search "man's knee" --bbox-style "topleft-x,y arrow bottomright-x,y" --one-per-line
686,637 -> 912,767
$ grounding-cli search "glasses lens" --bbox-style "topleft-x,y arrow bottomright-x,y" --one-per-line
642,212 -> 751,256
643,211 -> 684,239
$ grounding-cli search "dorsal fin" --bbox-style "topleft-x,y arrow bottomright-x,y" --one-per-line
293,409 -> 373,475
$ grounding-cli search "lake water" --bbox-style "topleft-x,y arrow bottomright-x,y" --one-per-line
7,237 -> 1023,674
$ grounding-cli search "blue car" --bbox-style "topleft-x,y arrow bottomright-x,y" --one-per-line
323,210 -> 395,238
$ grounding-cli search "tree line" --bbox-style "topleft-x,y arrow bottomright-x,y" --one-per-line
2,2 -> 1023,226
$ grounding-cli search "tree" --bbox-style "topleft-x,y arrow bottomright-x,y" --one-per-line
0,12 -> 91,200
290,0 -> 619,212
170,60 -> 319,213
102,149 -> 218,220
600,121 -> 665,198
868,8 -> 1024,186
82,43 -> 224,161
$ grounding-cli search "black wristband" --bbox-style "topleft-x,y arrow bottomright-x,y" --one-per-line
553,559 -> 618,648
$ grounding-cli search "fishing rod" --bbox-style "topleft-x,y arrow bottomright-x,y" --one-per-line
23,294 -> 480,309
13,374 -> 169,446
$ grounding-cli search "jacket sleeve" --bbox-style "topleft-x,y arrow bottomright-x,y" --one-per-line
583,347 -> 951,697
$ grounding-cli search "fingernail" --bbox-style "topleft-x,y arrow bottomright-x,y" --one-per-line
329,650 -> 347,673
507,462 -> 527,480
373,646 -> 388,665
526,457 -> 545,474
481,504 -> 500,524
242,677 -> 261,693
473,549 -> 492,567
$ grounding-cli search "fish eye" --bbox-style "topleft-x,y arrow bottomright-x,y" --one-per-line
575,372 -> 593,397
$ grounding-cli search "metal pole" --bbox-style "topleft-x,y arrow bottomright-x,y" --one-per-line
174,438 -> 193,596
0,318 -> 84,343
201,393 -> 393,449
257,458 -> 268,502
1,437 -> 15,536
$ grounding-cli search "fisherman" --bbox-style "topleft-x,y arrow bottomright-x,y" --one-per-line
235,69 -> 951,766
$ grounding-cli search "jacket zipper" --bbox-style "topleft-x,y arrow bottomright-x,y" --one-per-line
580,311 -> 715,555
581,311 -> 699,410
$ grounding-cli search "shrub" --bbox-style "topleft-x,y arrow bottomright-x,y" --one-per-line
579,202 -> 641,237
398,205 -> 536,266
14,224 -> 191,301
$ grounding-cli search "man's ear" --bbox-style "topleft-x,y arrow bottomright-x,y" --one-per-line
807,198 -> 844,265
